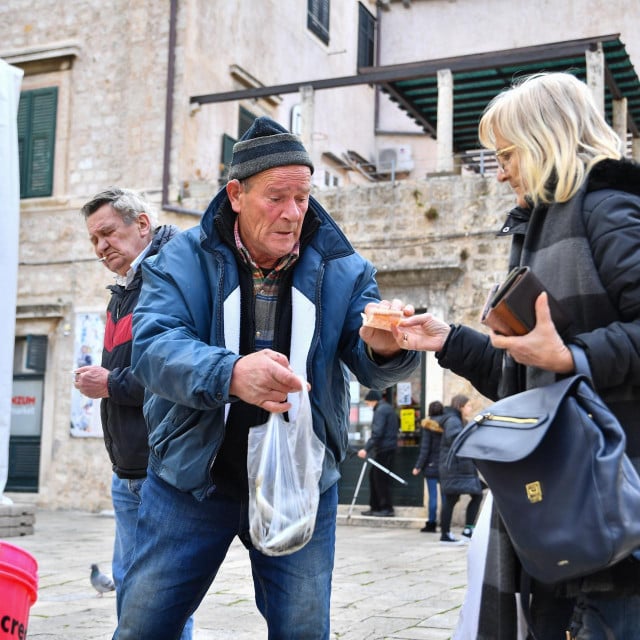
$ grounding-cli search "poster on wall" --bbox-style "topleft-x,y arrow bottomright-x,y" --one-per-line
396,381 -> 412,406
70,312 -> 105,438
400,408 -> 416,433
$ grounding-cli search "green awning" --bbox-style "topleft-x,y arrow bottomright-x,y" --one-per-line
377,34 -> 640,153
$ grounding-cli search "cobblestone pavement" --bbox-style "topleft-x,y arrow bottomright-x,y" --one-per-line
8,508 -> 470,639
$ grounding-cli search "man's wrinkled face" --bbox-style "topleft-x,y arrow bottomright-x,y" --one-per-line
86,204 -> 152,276
227,165 -> 312,269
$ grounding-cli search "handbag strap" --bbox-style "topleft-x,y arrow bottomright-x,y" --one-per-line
568,344 -> 592,380
519,572 -> 541,640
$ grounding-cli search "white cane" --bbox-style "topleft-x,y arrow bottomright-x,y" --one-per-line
347,460 -> 369,520
365,455 -> 409,486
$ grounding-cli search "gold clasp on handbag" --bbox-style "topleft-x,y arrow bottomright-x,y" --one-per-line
475,412 -> 539,425
525,481 -> 543,503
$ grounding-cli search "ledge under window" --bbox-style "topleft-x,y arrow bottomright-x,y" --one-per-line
0,41 -> 80,75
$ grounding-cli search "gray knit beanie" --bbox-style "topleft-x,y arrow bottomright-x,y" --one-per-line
227,116 -> 314,181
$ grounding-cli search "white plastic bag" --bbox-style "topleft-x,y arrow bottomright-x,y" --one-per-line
247,378 -> 325,556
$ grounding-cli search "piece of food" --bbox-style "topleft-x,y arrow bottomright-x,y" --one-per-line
361,307 -> 403,331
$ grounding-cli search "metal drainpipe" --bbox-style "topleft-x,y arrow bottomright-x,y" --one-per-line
161,0 -> 203,217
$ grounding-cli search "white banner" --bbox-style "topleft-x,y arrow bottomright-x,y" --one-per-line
0,59 -> 24,501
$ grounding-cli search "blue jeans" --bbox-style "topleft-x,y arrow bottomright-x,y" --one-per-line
111,474 -> 194,640
113,468 -> 338,640
425,477 -> 439,523
530,578 -> 640,638
571,593 -> 640,639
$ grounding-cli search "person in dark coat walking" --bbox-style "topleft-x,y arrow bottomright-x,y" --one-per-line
437,394 -> 483,544
412,400 -> 444,532
358,389 -> 400,517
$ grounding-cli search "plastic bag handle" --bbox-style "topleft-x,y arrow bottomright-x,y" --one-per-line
287,375 -> 310,423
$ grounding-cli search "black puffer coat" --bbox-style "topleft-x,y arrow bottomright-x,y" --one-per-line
413,416 -> 443,479
438,159 -> 640,463
438,407 -> 483,495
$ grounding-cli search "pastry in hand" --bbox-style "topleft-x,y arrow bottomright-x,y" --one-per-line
361,307 -> 403,331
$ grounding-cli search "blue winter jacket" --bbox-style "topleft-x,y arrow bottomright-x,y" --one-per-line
131,188 -> 419,500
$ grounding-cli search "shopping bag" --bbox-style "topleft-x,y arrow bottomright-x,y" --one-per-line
247,378 -> 325,556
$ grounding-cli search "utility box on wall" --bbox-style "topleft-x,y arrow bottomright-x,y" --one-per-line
376,145 -> 414,174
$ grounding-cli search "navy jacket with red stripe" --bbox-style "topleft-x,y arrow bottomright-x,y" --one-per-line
100,224 -> 180,478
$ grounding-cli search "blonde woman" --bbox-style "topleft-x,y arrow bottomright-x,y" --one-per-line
386,72 -> 640,639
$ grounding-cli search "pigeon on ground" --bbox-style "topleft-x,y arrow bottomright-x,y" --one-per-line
90,563 -> 115,597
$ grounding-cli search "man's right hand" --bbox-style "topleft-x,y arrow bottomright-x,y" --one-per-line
229,349 -> 303,413
74,365 -> 110,399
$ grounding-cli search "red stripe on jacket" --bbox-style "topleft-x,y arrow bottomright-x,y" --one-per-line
104,311 -> 133,352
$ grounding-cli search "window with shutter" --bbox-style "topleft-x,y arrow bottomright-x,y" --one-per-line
307,0 -> 330,45
219,107 -> 258,185
26,335 -> 48,373
18,87 -> 58,199
220,134 -> 236,185
357,3 -> 376,69
239,106 -> 257,138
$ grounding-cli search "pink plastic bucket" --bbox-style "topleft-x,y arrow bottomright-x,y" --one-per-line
0,541 -> 38,640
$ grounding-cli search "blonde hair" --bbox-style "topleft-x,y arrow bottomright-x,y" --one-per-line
478,72 -> 623,205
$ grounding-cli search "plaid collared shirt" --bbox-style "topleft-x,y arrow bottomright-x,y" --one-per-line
234,219 -> 299,350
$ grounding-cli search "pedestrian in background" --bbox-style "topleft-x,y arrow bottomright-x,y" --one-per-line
412,400 -> 444,533
358,389 -> 400,517
437,395 -> 483,545
75,188 -> 193,639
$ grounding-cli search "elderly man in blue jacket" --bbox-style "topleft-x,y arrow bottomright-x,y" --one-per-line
115,117 -> 419,640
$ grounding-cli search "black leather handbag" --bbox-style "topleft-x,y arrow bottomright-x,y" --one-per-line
448,358 -> 640,584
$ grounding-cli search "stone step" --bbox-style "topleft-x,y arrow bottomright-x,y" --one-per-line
337,495 -> 485,529
0,524 -> 35,537
0,513 -> 35,526
0,503 -> 36,537
337,504 -> 425,528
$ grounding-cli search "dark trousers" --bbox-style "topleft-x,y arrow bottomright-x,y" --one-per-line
369,449 -> 395,511
440,492 -> 482,535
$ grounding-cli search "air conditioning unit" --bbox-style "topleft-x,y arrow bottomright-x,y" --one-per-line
376,145 -> 414,174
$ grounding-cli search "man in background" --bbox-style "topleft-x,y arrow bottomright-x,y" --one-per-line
358,389 -> 400,517
74,187 -> 193,639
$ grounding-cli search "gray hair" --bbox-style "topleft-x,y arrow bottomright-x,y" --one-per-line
80,187 -> 159,228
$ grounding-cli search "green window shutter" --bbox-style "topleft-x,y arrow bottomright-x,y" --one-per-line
357,3 -> 376,69
18,87 -> 58,199
238,106 -> 257,138
308,0 -> 330,45
26,335 -> 48,372
220,133 -> 237,184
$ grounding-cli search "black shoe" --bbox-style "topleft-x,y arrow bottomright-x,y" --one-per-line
361,509 -> 375,516
420,522 -> 437,533
373,508 -> 394,517
440,532 -> 465,545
